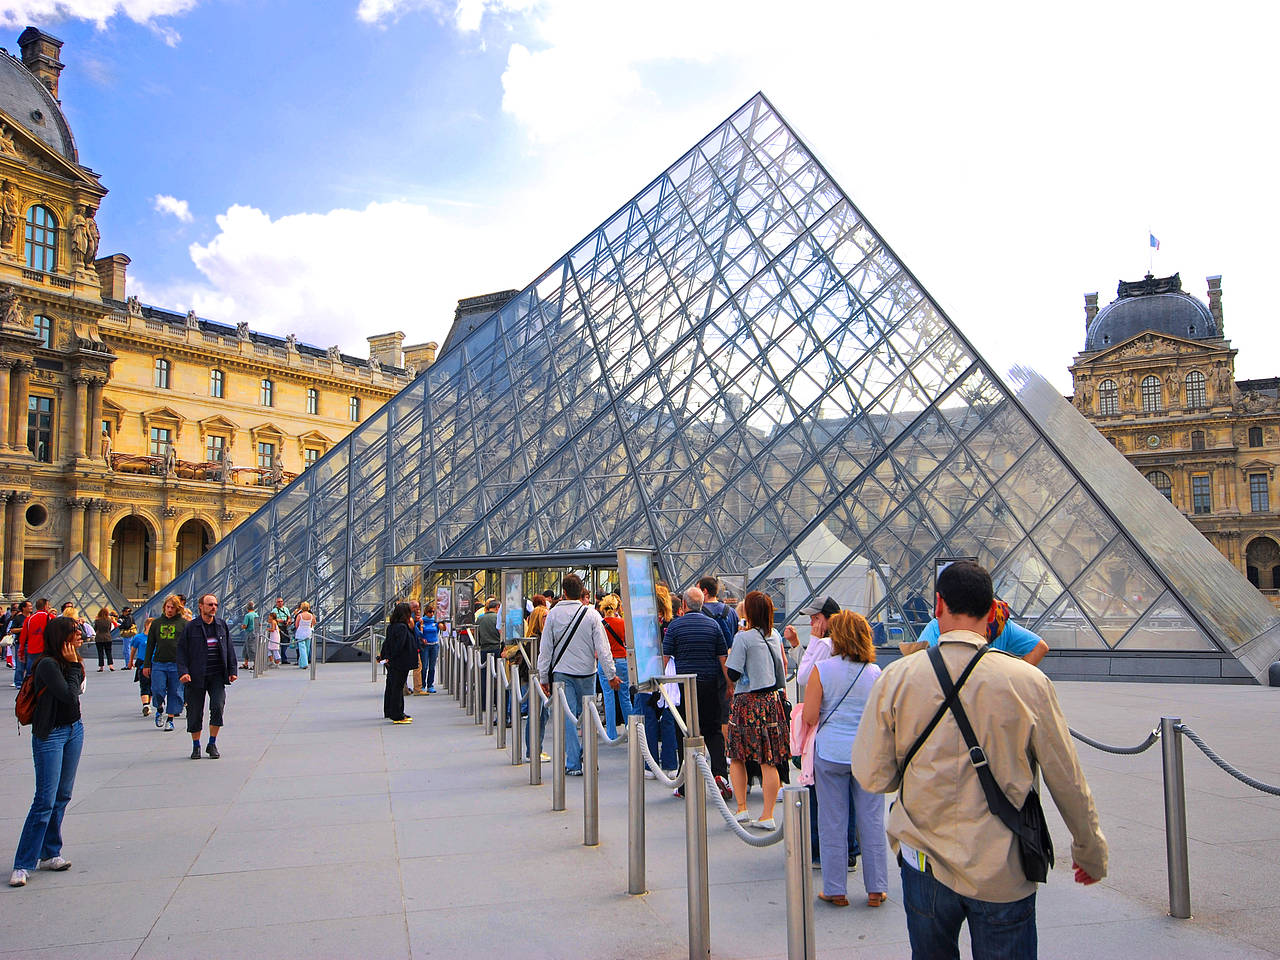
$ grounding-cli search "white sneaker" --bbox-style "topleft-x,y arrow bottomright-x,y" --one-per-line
38,856 -> 71,871
733,809 -> 752,823
643,769 -> 656,780
749,818 -> 777,831
142,704 -> 151,717
8,869 -> 27,886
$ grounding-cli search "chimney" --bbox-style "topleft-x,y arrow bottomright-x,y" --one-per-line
94,253 -> 129,300
367,330 -> 406,368
403,341 -> 438,369
1083,292 -> 1099,332
17,28 -> 65,101
1206,275 -> 1223,331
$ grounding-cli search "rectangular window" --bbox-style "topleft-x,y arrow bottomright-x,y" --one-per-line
206,435 -> 226,463
33,315 -> 51,348
27,395 -> 53,463
349,396 -> 360,422
257,441 -> 275,470
154,358 -> 170,389
306,387 -> 318,415
149,426 -> 172,458
304,447 -> 319,469
1192,474 -> 1212,515
1250,474 -> 1270,513
260,379 -> 274,406
210,369 -> 224,398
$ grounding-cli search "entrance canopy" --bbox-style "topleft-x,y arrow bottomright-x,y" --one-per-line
29,552 -> 130,618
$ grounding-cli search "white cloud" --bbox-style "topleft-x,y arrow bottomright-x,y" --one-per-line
142,200 -> 525,355
356,0 -> 534,28
0,0 -> 198,33
152,193 -> 192,222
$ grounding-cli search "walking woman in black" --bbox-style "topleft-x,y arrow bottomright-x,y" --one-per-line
93,608 -> 114,671
11,616 -> 85,887
379,603 -> 416,724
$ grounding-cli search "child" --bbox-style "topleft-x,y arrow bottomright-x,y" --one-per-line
134,630 -> 152,717
267,612 -> 282,665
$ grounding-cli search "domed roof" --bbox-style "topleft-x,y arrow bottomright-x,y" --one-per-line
0,47 -> 76,162
1084,273 -> 1216,352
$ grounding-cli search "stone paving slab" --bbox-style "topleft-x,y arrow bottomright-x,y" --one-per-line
0,663 -> 1278,958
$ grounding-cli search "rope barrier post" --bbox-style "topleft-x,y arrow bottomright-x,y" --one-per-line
473,653 -> 485,726
1161,716 -> 1192,919
628,718 -> 646,894
529,673 -> 543,785
489,661 -> 499,734
552,681 -> 566,811
309,632 -> 317,681
782,784 -> 816,960
496,665 -> 508,750
453,641 -> 462,702
511,671 -> 524,766
370,626 -> 378,684
684,736 -> 711,960
584,697 -> 600,846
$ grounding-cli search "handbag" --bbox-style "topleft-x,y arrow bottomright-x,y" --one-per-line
922,645 -> 1054,883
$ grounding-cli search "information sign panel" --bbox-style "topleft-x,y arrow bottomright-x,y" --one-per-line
618,548 -> 662,688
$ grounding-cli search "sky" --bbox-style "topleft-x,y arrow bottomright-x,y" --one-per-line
5,0 -> 1276,392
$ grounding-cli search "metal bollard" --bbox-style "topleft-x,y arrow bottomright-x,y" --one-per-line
628,719 -> 646,895
488,661 -> 498,734
309,635 -> 317,681
452,642 -> 461,701
370,626 -> 378,683
551,681 -> 567,810
496,666 -> 508,750
1161,716 -> 1192,919
584,697 -> 600,846
782,784 -> 816,960
473,653 -> 484,726
684,737 -> 710,960
464,649 -> 474,714
528,674 -> 543,785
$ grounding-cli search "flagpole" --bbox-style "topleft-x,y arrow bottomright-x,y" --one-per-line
1148,226 -> 1153,275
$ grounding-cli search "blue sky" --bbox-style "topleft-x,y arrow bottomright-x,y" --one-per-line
6,1 -> 1277,390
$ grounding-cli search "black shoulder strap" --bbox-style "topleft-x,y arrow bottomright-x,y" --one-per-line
549,605 -> 590,674
603,620 -> 623,646
927,644 -> 1022,836
898,644 -> 988,782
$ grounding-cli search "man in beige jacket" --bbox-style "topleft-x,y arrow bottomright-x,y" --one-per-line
852,560 -> 1107,959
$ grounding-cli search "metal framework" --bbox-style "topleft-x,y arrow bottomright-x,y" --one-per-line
134,94 -> 1280,679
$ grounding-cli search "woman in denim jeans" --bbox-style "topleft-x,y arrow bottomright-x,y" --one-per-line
10,617 -> 85,887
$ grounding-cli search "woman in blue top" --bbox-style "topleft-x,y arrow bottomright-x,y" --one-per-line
421,601 -> 440,693
802,611 -> 887,908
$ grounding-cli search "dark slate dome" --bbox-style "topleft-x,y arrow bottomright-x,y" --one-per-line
1085,273 -> 1216,352
0,45 -> 77,162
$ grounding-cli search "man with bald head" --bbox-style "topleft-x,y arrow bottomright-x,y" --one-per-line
177,594 -> 238,760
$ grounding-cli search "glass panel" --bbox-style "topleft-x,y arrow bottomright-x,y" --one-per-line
1072,539 -> 1162,646
990,540 -> 1063,620
1034,591 -> 1107,650
1034,484 -> 1118,585
1114,591 -> 1215,651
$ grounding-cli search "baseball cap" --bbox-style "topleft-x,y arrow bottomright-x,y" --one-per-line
798,596 -> 840,618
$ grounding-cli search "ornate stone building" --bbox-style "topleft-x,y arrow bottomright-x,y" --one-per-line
1070,273 -> 1280,603
0,28 -> 436,601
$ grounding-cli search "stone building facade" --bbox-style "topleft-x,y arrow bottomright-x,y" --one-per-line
0,28 -> 436,602
1070,273 -> 1280,604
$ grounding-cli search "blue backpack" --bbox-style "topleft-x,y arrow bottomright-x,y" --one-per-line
704,602 -> 736,648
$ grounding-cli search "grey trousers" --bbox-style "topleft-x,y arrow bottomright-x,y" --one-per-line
813,755 -> 889,897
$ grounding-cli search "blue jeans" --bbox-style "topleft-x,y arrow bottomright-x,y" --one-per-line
901,861 -> 1037,959
639,690 -> 678,769
552,672 -> 597,773
523,689 -> 550,759
14,651 -> 29,687
422,643 -> 439,688
13,720 -> 84,870
150,662 -> 184,717
599,658 -> 633,739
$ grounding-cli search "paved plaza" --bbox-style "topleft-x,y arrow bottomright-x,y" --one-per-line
2,662 -> 1280,959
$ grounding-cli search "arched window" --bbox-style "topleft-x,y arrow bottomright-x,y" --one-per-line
348,396 -> 361,422
1249,426 -> 1264,448
1098,379 -> 1118,416
209,369 -> 224,398
32,314 -> 52,348
1141,375 -> 1162,413
154,358 -> 170,389
1146,470 -> 1173,501
259,378 -> 274,407
1190,429 -> 1206,451
24,205 -> 57,272
1185,370 -> 1207,408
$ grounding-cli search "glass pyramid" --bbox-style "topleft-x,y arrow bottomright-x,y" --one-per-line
136,93 -> 1280,681
30,552 -> 131,619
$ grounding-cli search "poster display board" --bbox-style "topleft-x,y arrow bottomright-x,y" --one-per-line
435,585 -> 451,636
453,581 -> 476,629
618,548 -> 663,688
502,569 -> 524,641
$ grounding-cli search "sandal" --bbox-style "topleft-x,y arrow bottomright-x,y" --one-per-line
818,893 -> 849,907
867,892 -> 888,907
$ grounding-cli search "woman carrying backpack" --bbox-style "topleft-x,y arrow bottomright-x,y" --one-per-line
10,616 -> 86,887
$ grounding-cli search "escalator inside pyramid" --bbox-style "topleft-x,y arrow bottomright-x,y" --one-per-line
139,93 -> 1280,683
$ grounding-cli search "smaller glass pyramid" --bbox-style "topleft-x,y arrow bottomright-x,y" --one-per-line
29,552 -> 131,618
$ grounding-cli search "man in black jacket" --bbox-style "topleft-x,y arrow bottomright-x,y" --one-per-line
177,594 -> 238,759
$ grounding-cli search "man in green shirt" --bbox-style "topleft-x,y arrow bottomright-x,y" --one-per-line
240,602 -> 259,669
143,596 -> 187,731
473,598 -> 502,711
271,597 -> 291,664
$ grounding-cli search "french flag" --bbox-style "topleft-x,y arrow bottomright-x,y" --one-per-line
1149,232 -> 1160,251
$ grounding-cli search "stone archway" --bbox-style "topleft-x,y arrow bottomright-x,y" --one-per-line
1245,536 -> 1280,590
111,515 -> 154,598
175,518 -> 215,576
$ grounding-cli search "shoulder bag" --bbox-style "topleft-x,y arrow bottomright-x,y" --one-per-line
548,605 -> 590,676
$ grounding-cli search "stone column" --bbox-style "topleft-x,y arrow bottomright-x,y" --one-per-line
71,376 -> 88,461
85,499 -> 104,568
0,492 -> 9,597
97,502 -> 112,572
9,361 -> 31,451
5,491 -> 30,595
65,497 -> 87,556
88,377 -> 105,458
0,363 -> 9,450
159,506 -> 178,588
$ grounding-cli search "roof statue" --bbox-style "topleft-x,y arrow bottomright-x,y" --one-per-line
133,94 -> 1280,682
